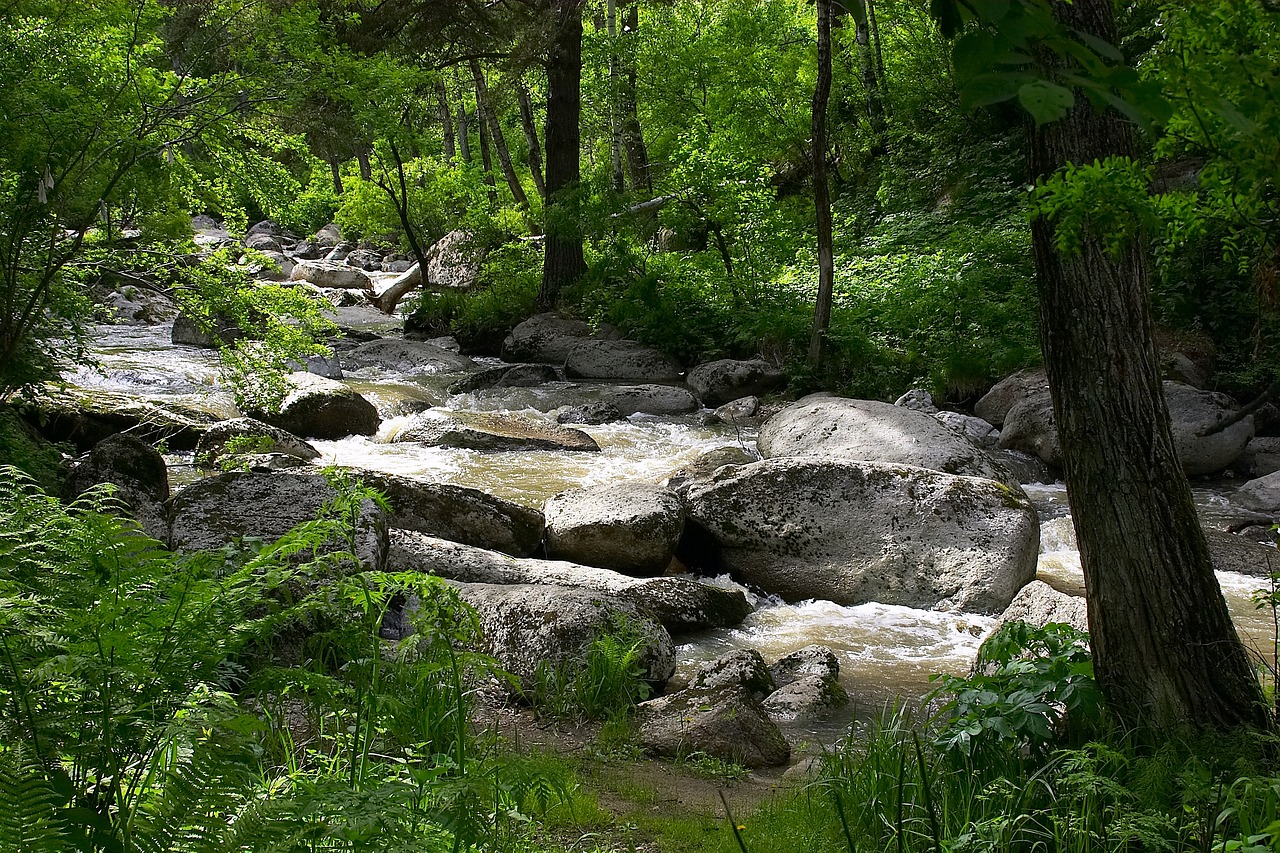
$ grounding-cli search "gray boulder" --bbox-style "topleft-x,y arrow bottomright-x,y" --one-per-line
769,645 -> 840,688
448,581 -> 675,688
761,674 -> 850,724
758,395 -> 1015,485
106,285 -> 178,325
195,417 -> 320,468
285,352 -> 343,380
684,458 -> 1040,613
388,531 -> 751,631
976,368 -> 1049,427
344,248 -> 384,271
544,483 -> 685,575
355,471 -> 543,556
564,339 -> 683,383
449,364 -> 559,394
168,471 -> 388,571
636,687 -> 790,767
934,411 -> 1000,449
314,223 -> 342,248
894,389 -> 938,414
391,412 -> 599,452
171,310 -> 243,349
62,434 -> 170,540
997,580 -> 1088,633
555,402 -> 624,425
289,259 -> 371,290
989,448 -> 1057,486
502,313 -> 599,364
342,338 -> 476,376
254,372 -> 380,439
1236,471 -> 1280,513
687,359 -> 786,407
709,396 -> 761,426
1244,437 -> 1280,478
665,446 -> 758,494
1205,530 -> 1279,578
998,393 -> 1060,468
688,649 -> 775,701
604,385 -> 700,416
426,229 -> 482,290
1166,382 -> 1254,476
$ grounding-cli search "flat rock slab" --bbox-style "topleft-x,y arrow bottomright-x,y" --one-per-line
168,471 -> 388,572
342,338 -> 476,376
388,531 -> 751,632
391,411 -> 599,452
29,389 -> 226,451
758,395 -> 1015,486
289,259 -> 372,290
684,458 -> 1040,614
195,417 -> 320,467
353,470 -> 544,556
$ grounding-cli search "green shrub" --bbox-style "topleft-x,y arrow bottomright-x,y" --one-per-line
529,616 -> 653,724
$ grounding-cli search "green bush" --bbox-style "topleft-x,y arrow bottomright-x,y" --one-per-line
528,616 -> 653,724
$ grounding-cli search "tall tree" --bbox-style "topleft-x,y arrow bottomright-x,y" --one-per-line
471,59 -> 532,210
436,79 -> 456,163
537,0 -> 586,308
517,82 -> 548,201
618,2 -> 651,193
808,0 -> 836,370
936,0 -> 1270,730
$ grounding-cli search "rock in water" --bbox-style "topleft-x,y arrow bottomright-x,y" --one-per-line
563,340 -> 684,382
254,373 -> 380,439
543,482 -> 685,575
684,458 -> 1040,613
62,434 -> 170,540
687,359 -> 786,407
392,411 -> 599,452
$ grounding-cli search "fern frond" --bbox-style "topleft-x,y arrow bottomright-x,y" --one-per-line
0,746 -> 70,853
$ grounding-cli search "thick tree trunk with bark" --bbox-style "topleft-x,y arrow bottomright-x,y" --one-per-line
517,84 -> 547,201
538,0 -> 586,308
808,0 -> 835,370
436,79 -> 456,164
1031,0 -> 1269,730
471,60 -> 531,210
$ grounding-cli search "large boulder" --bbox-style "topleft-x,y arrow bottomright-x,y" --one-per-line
934,411 -> 1000,450
757,395 -> 1015,485
355,471 -> 544,556
195,417 -> 320,468
448,581 -> 675,688
687,359 -> 786,407
289,259 -> 371,290
254,372 -> 380,440
426,229 -> 482,290
1165,382 -> 1254,476
563,340 -> 684,383
998,382 -> 1254,476
388,531 -> 751,631
761,674 -> 850,724
502,314 -> 599,364
1243,437 -> 1280,478
341,338 -> 476,376
390,411 -> 599,452
30,389 -> 225,452
769,645 -> 841,688
687,649 -> 776,701
543,483 -> 685,575
997,580 -> 1088,633
976,368 -> 1049,427
636,687 -> 790,767
168,471 -> 388,571
604,385 -> 700,416
665,446 -> 758,494
683,458 -> 1040,613
449,364 -> 559,394
998,393 -> 1060,468
62,434 -> 170,540
1235,472 -> 1280,514
171,310 -> 244,348
1206,530 -> 1280,578
459,383 -> 699,418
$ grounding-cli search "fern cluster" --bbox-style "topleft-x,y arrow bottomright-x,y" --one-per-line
0,467 -> 574,852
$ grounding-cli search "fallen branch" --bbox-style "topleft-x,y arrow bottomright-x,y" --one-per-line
1196,378 -> 1280,437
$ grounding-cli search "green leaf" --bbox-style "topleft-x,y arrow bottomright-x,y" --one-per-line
1018,80 -> 1075,125
960,72 -> 1034,111
951,31 -> 996,80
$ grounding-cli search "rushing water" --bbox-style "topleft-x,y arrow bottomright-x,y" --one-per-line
76,317 -> 1279,742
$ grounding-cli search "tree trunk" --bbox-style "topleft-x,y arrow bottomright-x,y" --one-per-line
457,103 -> 472,163
471,60 -> 531,210
517,83 -> 548,201
619,3 -> 651,193
329,158 -> 344,195
473,76 -> 499,204
607,0 -> 625,193
1030,0 -> 1269,731
538,0 -> 586,309
855,3 -> 887,141
356,149 -> 372,181
808,0 -> 835,370
437,79 -> 456,164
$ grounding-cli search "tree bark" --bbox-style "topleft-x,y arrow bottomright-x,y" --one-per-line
808,0 -> 835,370
538,0 -> 586,308
855,2 -> 887,143
471,59 -> 531,210
607,0 -> 625,193
619,3 -> 651,193
1030,0 -> 1269,730
436,79 -> 456,164
329,158 -> 344,195
457,102 -> 472,163
517,83 -> 548,202
473,75 -> 499,204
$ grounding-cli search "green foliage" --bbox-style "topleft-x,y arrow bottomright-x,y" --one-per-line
529,617 -> 652,724
1031,157 -> 1161,258
171,249 -> 338,411
931,621 -> 1103,761
0,408 -> 66,493
407,243 -> 542,353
